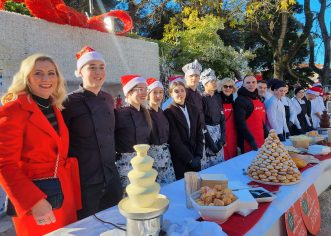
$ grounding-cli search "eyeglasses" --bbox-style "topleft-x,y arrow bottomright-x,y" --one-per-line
132,87 -> 147,94
223,85 -> 234,89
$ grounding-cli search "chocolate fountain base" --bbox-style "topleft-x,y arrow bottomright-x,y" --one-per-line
118,194 -> 169,236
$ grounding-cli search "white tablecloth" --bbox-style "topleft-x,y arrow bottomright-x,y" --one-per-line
47,151 -> 324,236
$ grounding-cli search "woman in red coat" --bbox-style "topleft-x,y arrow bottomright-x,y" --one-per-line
0,54 -> 81,236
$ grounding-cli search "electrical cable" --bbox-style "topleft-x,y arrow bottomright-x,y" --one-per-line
93,214 -> 126,231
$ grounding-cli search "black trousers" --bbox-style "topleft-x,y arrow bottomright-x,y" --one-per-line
78,182 -> 122,219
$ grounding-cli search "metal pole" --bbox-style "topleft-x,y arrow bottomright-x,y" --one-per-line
89,0 -> 93,17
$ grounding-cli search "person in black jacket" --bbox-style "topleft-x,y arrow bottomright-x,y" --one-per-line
62,46 -> 122,219
146,77 -> 176,185
115,75 -> 152,187
200,68 -> 225,168
234,75 -> 268,153
182,59 -> 204,125
164,80 -> 204,180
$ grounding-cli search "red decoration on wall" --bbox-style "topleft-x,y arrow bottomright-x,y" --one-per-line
0,0 -> 6,9
87,10 -> 133,35
25,0 -> 66,24
1,0 -> 133,35
56,4 -> 87,27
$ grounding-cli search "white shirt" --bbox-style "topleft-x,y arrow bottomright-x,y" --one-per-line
264,91 -> 273,104
281,96 -> 301,129
311,96 -> 326,128
265,96 -> 289,134
291,97 -> 311,128
179,105 -> 191,136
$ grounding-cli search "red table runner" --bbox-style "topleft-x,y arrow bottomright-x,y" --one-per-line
220,181 -> 280,236
314,153 -> 331,161
199,153 -> 331,236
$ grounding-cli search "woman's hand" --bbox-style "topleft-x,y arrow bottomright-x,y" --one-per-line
31,199 -> 56,225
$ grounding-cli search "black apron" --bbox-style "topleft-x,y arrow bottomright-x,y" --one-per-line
295,99 -> 310,133
284,104 -> 291,135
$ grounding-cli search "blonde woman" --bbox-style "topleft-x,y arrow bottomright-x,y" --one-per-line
0,54 -> 81,236
218,78 -> 238,160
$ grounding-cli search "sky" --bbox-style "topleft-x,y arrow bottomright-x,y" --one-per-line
296,0 -> 331,64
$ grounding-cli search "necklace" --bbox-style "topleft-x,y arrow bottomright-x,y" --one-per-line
35,101 -> 50,109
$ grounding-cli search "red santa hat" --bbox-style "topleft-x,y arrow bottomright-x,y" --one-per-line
168,75 -> 185,87
121,74 -> 146,96
146,78 -> 164,93
306,86 -> 320,96
255,74 -> 263,81
314,86 -> 324,96
313,82 -> 322,87
75,46 -> 105,77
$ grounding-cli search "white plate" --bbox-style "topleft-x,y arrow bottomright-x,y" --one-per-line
248,187 -> 276,203
248,176 -> 301,186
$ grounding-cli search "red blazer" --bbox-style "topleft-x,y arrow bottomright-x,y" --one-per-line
0,94 -> 81,236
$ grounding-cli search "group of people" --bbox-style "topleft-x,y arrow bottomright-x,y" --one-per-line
256,79 -> 327,141
0,45 -> 328,236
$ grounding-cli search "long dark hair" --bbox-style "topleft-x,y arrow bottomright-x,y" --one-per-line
141,105 -> 153,132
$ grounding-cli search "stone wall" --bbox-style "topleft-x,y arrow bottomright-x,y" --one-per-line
0,11 -> 159,96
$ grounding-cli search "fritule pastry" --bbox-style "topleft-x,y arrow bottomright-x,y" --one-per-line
247,130 -> 301,184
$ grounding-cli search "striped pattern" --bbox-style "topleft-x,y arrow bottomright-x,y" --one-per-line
43,109 -> 59,133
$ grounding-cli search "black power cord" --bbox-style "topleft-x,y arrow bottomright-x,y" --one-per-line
93,214 -> 168,235
93,214 -> 126,231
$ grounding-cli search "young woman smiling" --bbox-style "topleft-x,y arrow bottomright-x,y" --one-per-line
115,75 -> 152,187
146,78 -> 176,186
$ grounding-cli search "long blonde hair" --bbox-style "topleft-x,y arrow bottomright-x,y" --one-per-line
1,54 -> 67,110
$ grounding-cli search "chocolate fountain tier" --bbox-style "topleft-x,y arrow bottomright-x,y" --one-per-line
320,110 -> 330,128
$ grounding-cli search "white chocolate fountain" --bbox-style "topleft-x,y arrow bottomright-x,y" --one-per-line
118,144 -> 169,236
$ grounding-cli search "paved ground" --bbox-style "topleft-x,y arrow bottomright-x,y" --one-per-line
0,214 -> 15,236
318,187 -> 331,236
1,188 -> 331,235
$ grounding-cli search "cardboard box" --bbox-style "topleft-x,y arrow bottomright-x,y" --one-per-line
200,174 -> 228,189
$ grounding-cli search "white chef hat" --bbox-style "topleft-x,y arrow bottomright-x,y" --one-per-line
200,68 -> 216,86
182,59 -> 202,77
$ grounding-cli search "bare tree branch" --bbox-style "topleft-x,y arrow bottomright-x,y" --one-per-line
287,0 -> 313,62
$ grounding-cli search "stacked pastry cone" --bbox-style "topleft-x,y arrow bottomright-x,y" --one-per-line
247,130 -> 301,184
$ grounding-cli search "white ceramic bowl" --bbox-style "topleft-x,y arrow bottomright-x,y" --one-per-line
190,191 -> 240,223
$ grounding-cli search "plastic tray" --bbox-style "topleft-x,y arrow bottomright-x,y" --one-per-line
248,187 -> 277,203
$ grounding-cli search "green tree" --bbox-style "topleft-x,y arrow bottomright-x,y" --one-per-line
243,0 -> 313,80
162,7 -> 253,78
